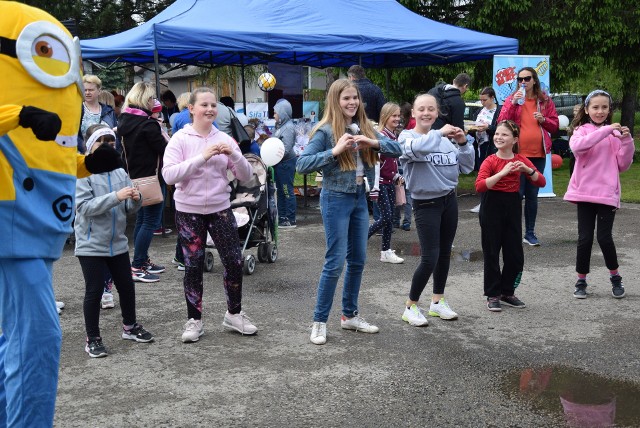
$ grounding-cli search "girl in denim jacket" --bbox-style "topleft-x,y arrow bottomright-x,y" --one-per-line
297,79 -> 401,345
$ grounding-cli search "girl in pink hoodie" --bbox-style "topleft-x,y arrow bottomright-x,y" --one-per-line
162,87 -> 257,342
564,90 -> 635,300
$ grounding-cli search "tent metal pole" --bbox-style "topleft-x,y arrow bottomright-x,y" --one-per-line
241,56 -> 247,113
153,49 -> 160,99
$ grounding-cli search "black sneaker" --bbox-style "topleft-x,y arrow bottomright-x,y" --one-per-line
500,295 -> 526,308
610,275 -> 626,299
122,323 -> 154,343
487,297 -> 502,312
85,337 -> 107,358
279,220 -> 296,229
143,258 -> 165,274
573,279 -> 588,299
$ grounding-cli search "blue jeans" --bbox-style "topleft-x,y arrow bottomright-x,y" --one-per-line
274,157 -> 297,223
519,157 -> 546,236
314,186 -> 368,323
132,201 -> 164,268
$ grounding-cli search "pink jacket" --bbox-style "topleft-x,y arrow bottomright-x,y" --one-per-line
162,124 -> 253,215
497,94 -> 559,154
564,123 -> 634,208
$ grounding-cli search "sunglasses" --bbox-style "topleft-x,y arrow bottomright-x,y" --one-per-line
516,76 -> 533,83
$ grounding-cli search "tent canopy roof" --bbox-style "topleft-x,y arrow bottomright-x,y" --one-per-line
81,0 -> 518,68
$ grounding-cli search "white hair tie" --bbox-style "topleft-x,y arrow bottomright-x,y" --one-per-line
85,128 -> 116,153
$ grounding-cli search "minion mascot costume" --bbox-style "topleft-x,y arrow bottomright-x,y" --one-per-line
0,3 -> 121,426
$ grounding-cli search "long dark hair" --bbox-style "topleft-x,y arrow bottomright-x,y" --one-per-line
514,67 -> 546,103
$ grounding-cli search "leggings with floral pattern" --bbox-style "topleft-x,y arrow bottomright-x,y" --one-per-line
176,209 -> 243,320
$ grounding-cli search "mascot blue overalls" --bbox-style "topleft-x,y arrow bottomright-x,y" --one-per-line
0,3 -> 120,426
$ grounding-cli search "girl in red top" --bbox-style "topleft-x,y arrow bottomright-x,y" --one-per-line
475,120 -> 546,312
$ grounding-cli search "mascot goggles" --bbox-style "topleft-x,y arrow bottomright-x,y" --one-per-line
3,21 -> 84,97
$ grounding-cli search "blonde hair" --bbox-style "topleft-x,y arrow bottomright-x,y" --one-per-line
188,87 -> 216,105
97,90 -> 115,108
83,74 -> 102,89
177,92 -> 192,110
311,79 -> 377,170
123,82 -> 156,110
377,102 -> 400,133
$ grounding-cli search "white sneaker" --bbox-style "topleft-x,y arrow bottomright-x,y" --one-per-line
55,301 -> 64,315
100,293 -> 115,309
182,318 -> 204,343
428,298 -> 458,320
402,304 -> 429,326
470,203 -> 481,213
310,322 -> 327,345
380,249 -> 404,264
341,315 -> 379,333
222,311 -> 258,335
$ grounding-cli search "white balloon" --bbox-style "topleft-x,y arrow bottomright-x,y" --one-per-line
558,115 -> 570,130
260,137 -> 285,166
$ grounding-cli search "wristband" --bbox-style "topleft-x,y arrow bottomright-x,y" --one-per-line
528,169 -> 536,176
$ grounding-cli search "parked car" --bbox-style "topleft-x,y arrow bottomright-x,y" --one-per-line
550,93 -> 583,123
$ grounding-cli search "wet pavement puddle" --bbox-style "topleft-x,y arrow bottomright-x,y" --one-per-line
504,366 -> 640,427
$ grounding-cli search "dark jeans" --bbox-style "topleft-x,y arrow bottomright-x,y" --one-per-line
409,190 -> 458,300
78,253 -> 137,338
274,157 -> 297,223
519,157 -> 546,236
132,201 -> 164,268
394,188 -> 412,227
576,202 -> 618,274
480,191 -> 524,297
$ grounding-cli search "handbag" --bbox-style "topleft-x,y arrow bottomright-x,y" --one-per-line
121,137 -> 163,207
395,183 -> 406,206
228,107 -> 251,151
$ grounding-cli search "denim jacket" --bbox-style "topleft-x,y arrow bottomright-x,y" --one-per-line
296,124 -> 402,193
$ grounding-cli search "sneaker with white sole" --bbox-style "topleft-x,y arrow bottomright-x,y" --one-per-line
172,257 -> 185,271
402,304 -> 429,326
310,322 -> 327,345
56,301 -> 64,315
121,323 -> 154,343
340,315 -> 379,333
428,298 -> 458,320
182,318 -> 204,343
143,258 -> 165,274
380,249 -> 404,264
85,336 -> 107,358
222,311 -> 258,335
101,293 -> 115,309
131,267 -> 160,283
470,203 -> 481,213
610,275 -> 625,299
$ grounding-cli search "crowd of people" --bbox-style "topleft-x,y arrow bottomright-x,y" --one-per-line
65,68 -> 634,353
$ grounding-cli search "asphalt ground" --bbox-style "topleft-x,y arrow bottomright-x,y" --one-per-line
53,192 -> 640,427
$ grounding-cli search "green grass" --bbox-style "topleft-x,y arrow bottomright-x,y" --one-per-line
295,154 -> 640,203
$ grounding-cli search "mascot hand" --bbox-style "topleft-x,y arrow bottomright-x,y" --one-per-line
18,106 -> 62,141
85,144 -> 123,173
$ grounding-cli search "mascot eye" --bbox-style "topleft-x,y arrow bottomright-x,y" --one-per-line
31,35 -> 70,72
34,40 -> 53,58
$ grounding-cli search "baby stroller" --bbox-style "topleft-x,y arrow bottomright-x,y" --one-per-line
205,154 -> 278,275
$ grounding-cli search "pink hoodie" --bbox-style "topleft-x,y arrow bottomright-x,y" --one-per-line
162,124 -> 253,214
564,123 -> 634,208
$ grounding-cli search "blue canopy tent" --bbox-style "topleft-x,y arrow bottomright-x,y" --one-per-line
81,0 -> 518,68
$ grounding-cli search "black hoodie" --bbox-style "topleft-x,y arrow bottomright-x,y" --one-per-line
427,83 -> 466,130
117,107 -> 167,180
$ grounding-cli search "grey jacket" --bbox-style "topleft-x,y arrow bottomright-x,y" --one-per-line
74,168 -> 142,257
296,124 -> 401,193
274,100 -> 297,161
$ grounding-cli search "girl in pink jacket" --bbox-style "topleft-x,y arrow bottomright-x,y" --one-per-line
162,87 -> 257,342
564,90 -> 634,300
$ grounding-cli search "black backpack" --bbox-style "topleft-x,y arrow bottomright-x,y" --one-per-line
427,83 -> 451,129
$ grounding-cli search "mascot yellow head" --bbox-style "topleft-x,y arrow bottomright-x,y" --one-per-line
0,1 -> 83,182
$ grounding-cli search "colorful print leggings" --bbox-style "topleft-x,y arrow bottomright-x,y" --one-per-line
176,209 -> 243,320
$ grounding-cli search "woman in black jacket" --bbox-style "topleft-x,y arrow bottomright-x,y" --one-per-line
118,82 -> 168,282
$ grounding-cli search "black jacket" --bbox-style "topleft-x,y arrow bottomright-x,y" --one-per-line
427,84 -> 465,130
117,109 -> 167,180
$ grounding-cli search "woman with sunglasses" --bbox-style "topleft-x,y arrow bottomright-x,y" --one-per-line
497,67 -> 558,246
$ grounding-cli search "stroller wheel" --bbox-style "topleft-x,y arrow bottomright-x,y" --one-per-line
243,254 -> 256,275
204,250 -> 214,272
266,243 -> 278,263
257,243 -> 268,263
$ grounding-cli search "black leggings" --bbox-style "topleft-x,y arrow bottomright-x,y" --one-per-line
409,190 -> 458,300
78,253 -> 137,338
576,202 -> 618,274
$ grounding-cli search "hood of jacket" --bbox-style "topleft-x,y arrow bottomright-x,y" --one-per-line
274,99 -> 292,126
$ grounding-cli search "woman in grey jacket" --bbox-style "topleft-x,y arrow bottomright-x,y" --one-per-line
273,99 -> 298,228
297,79 -> 401,345
75,125 -> 154,358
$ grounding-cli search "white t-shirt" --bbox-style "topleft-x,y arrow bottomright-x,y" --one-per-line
475,106 -> 497,144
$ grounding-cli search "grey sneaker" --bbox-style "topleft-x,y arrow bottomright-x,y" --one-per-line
223,311 -> 258,335
573,279 -> 588,299
487,297 -> 502,312
500,295 -> 526,308
610,275 -> 625,299
182,318 -> 204,343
